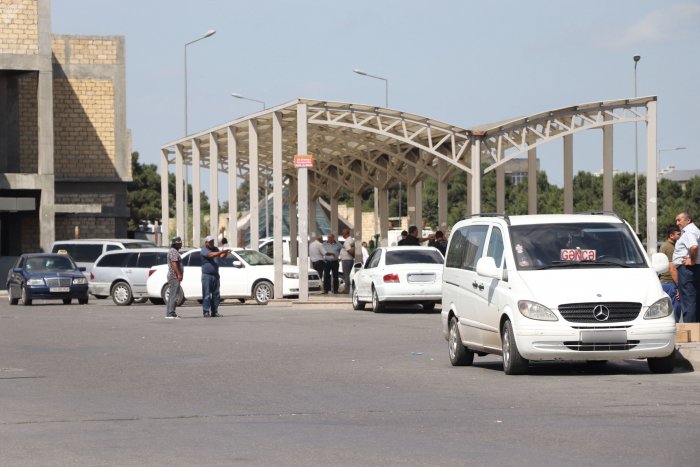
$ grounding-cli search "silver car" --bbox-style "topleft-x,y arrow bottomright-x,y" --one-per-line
89,248 -> 169,305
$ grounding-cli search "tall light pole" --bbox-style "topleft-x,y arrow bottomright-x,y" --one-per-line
353,69 -> 394,232
231,93 -> 268,236
183,29 -> 216,246
633,54 -> 641,233
657,146 -> 687,179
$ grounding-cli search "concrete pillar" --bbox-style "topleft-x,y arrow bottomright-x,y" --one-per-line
296,102 -> 310,301
160,149 -> 170,246
272,111 -> 284,298
528,147 -> 537,215
646,100 -> 658,254
437,159 -> 449,230
309,195 -> 317,235
496,164 -> 505,214
289,178 -> 298,262
227,126 -> 238,248
249,119 -> 259,250
407,163 -> 416,227
378,157 -> 389,247
563,134 -> 574,214
175,144 -> 185,238
603,114 -> 613,212
470,139 -> 481,215
38,67 -> 55,251
330,197 -> 338,234
353,174 -> 362,261
192,139 -> 201,247
209,133 -> 219,240
415,178 -> 423,232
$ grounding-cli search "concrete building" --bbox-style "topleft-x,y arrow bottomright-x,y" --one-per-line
0,0 -> 130,260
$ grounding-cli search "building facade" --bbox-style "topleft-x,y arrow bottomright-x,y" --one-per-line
0,0 -> 130,258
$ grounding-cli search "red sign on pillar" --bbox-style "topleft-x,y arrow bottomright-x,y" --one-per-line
294,154 -> 314,168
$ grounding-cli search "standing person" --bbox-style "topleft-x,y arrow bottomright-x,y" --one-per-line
673,211 -> 700,323
201,235 -> 229,317
659,225 -> 681,322
361,241 -> 370,263
165,236 -> 183,319
309,233 -> 327,290
400,225 -> 422,246
433,230 -> 448,256
323,233 -> 342,294
339,228 -> 355,294
397,230 -> 408,246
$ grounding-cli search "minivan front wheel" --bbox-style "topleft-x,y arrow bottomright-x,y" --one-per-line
648,351 -> 676,374
502,320 -> 528,375
448,316 -> 474,366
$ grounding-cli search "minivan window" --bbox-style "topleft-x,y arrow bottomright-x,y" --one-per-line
509,222 -> 646,270
446,225 -> 488,271
52,243 -> 104,262
486,227 -> 505,267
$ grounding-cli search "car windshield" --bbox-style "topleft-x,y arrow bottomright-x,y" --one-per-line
26,255 -> 77,271
509,222 -> 646,270
235,250 -> 274,266
385,249 -> 444,265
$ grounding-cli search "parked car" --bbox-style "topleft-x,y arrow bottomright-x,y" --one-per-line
351,246 -> 444,313
146,248 -> 322,305
89,248 -> 169,305
441,212 -> 676,375
6,253 -> 89,305
50,239 -> 157,279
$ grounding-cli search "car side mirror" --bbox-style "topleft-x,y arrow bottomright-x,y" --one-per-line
476,256 -> 500,279
650,252 -> 669,274
232,260 -> 243,268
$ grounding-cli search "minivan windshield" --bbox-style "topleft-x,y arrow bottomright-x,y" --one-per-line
509,222 -> 646,270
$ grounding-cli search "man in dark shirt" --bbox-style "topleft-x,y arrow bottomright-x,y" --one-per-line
400,225 -> 422,246
201,235 -> 230,317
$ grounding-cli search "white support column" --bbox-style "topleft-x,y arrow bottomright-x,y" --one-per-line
331,197 -> 338,235
309,196 -> 317,235
563,134 -> 574,214
289,178 -> 298,263
415,179 -> 423,233
646,100 -> 658,254
160,149 -> 170,246
227,126 -> 238,248
378,159 -> 389,247
437,159 -> 449,230
602,114 -> 614,212
249,119 -> 259,250
527,147 -> 537,215
470,139 -> 481,215
175,144 -> 185,238
209,133 -> 219,241
407,164 -> 416,227
272,111 -> 284,298
496,165 -> 505,213
354,175 -> 362,261
297,102 -> 310,301
192,139 -> 201,247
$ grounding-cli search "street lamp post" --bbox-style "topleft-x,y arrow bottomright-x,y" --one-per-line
183,29 -> 216,246
657,146 -> 687,179
231,93 -> 268,236
633,54 -> 641,233
353,69 -> 394,231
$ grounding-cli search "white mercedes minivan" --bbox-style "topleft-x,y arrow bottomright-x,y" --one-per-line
441,212 -> 676,375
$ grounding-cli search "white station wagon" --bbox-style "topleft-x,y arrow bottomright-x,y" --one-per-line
441,213 -> 676,375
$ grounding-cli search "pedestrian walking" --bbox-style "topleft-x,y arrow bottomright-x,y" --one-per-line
165,236 -> 183,319
201,235 -> 230,317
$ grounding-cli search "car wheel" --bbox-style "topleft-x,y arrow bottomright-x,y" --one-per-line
352,284 -> 365,310
21,286 -> 32,306
253,280 -> 273,305
502,320 -> 528,375
448,316 -> 474,366
422,302 -> 436,312
78,297 -> 89,305
63,298 -> 72,305
111,281 -> 134,306
8,289 -> 18,305
371,287 -> 384,313
149,297 -> 164,305
161,285 -> 185,307
648,351 -> 676,374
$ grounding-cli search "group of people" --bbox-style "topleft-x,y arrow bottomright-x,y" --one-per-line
165,235 -> 229,319
309,229 -> 355,294
397,225 -> 448,256
659,211 -> 700,323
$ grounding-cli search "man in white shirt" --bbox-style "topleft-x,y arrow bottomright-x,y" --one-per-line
339,228 -> 355,294
673,211 -> 700,322
309,233 -> 328,291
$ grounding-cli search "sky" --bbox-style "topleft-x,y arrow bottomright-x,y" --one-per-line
51,0 -> 700,190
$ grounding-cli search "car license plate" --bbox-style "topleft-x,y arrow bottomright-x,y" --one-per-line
580,329 -> 627,344
50,287 -> 70,293
309,280 -> 320,288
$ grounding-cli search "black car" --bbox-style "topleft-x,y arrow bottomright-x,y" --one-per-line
6,253 -> 89,305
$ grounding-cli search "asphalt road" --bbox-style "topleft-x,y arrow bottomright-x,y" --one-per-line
1,297 -> 699,466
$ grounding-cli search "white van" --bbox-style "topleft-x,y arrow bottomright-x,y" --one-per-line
441,213 -> 676,375
50,239 -> 156,279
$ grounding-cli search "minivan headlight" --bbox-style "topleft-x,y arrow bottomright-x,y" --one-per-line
283,272 -> 299,279
644,297 -> 672,319
518,300 -> 558,321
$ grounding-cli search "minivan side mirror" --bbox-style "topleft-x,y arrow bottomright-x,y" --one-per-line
650,252 -> 669,274
476,256 -> 500,279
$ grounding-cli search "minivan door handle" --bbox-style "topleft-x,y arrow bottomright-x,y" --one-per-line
478,284 -> 484,291
472,281 -> 478,289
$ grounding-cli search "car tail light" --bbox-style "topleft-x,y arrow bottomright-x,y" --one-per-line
383,273 -> 400,283
90,272 -> 95,280
148,268 -> 156,277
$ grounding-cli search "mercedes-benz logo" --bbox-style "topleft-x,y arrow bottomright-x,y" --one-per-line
593,305 -> 611,321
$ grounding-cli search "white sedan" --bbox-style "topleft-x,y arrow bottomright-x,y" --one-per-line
146,249 -> 321,305
351,246 -> 444,313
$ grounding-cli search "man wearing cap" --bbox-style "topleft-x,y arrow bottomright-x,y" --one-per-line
201,235 -> 230,317
165,236 -> 183,319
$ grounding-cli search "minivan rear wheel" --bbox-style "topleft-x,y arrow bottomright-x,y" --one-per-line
111,281 -> 134,306
448,316 -> 474,366
502,320 -> 528,375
